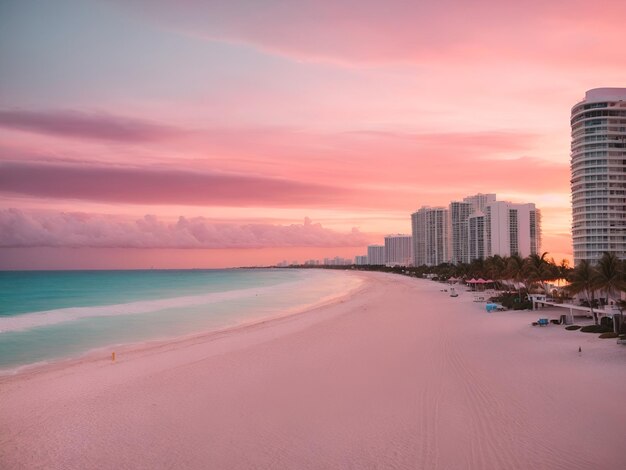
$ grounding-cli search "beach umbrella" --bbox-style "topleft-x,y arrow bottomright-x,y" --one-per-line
467,278 -> 477,283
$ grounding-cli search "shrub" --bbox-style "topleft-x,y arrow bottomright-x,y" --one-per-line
490,292 -> 532,310
565,325 -> 581,331
599,332 -> 619,339
580,324 -> 613,334
600,317 -> 614,328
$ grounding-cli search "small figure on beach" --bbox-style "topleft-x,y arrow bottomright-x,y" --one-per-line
578,346 -> 582,353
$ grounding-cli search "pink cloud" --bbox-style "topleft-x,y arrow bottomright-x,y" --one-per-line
0,161 -> 355,207
0,209 -> 370,249
1,1 -> 594,269
0,124 -> 569,211
178,128 -> 568,197
115,0 -> 626,66
0,109 -> 181,142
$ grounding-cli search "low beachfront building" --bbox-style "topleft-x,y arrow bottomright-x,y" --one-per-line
323,257 -> 352,266
354,255 -> 368,265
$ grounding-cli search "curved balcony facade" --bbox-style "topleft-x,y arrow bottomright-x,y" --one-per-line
571,88 -> 626,264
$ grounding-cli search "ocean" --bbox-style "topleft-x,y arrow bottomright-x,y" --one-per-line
0,268 -> 362,372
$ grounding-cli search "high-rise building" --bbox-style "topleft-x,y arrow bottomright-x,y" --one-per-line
463,193 -> 496,213
467,211 -> 486,262
367,245 -> 386,265
411,211 -> 425,267
571,88 -> 626,265
449,201 -> 472,264
384,234 -> 412,266
411,207 -> 449,266
484,201 -> 541,258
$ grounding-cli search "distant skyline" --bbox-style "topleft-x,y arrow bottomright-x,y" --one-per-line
1,0 -> 626,268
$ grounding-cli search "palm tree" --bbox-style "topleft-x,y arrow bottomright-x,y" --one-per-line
506,254 -> 526,299
567,260 -> 599,325
454,262 -> 470,280
485,255 -> 507,288
524,252 -> 558,294
557,258 -> 571,279
595,252 -> 626,313
469,258 -> 485,280
524,253 -> 543,292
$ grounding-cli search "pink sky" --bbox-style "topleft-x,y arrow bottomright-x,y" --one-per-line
1,0 -> 625,268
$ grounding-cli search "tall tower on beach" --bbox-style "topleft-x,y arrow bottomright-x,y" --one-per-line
484,201 -> 541,258
384,234 -> 413,266
571,88 -> 626,265
367,245 -> 386,266
449,201 -> 472,264
463,193 -> 496,213
450,194 -> 495,264
411,207 -> 449,266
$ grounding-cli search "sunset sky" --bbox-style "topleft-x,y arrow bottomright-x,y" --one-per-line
1,0 -> 625,269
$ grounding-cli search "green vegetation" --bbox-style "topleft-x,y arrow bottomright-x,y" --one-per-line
292,251 -> 626,324
305,252 -> 571,298
490,292 -> 532,310
566,260 -> 600,325
565,325 -> 581,331
303,252 -> 571,311
565,252 -> 626,325
294,252 -> 570,287
580,325 -> 613,334
599,332 -> 619,339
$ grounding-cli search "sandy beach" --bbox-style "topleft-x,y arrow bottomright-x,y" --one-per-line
1,271 -> 624,469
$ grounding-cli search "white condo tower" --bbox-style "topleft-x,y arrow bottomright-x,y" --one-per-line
571,88 -> 626,265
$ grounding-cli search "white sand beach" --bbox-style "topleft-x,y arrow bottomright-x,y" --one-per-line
1,272 -> 624,469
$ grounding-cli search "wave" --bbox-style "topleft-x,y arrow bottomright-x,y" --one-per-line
0,280 -> 305,333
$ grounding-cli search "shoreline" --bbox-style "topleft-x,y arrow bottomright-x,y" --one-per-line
3,270 -> 623,382
1,272 -> 624,469
0,270 -> 369,379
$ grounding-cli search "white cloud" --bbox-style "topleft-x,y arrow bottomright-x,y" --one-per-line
0,210 -> 369,249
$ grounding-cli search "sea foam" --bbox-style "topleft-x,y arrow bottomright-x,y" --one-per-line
0,280 -> 303,333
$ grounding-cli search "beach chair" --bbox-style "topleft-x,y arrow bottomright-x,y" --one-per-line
537,318 -> 549,326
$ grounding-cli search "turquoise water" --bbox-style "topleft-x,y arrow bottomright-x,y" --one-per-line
0,269 -> 361,371
0,269 -> 293,316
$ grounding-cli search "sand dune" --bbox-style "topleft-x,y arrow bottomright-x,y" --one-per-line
1,272 -> 624,469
